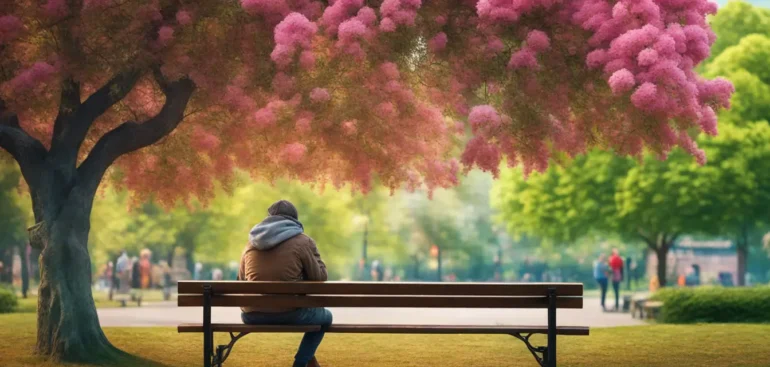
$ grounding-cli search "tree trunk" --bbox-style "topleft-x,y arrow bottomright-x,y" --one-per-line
655,247 -> 669,288
737,243 -> 747,286
29,190 -> 130,363
21,243 -> 29,298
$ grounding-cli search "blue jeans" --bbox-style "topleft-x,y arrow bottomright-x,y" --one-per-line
596,278 -> 608,308
241,308 -> 333,367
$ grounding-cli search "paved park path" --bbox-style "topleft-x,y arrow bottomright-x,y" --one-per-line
97,297 -> 644,328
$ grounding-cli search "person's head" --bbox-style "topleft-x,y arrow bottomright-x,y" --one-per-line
598,254 -> 606,261
612,248 -> 619,256
268,200 -> 299,220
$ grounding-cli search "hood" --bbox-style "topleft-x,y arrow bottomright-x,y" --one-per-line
248,215 -> 304,250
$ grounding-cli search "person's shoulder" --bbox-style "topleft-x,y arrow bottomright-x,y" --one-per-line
286,233 -> 316,248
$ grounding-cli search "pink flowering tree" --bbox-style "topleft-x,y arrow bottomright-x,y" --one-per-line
0,0 -> 731,362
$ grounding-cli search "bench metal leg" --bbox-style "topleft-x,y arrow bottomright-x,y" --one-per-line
511,333 -> 548,367
213,332 -> 249,367
203,285 -> 213,367
547,288 -> 557,367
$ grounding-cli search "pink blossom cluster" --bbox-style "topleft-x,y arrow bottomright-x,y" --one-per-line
428,32 -> 448,53
222,85 -> 257,113
280,142 -> 308,164
477,0 -> 553,24
335,7 -> 377,59
241,0 -> 322,25
321,0 -> 364,36
508,30 -> 551,70
271,13 -> 318,69
309,88 -> 331,103
253,100 -> 288,129
6,62 -> 57,91
176,10 -> 193,26
455,0 -> 733,174
0,15 -> 23,44
43,0 -> 69,19
157,26 -> 174,47
572,0 -> 730,154
379,0 -> 422,32
192,127 -> 222,152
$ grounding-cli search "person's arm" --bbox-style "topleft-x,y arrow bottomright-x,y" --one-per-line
242,250 -> 259,281
301,238 -> 328,281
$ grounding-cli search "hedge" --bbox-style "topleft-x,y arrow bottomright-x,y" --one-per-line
650,286 -> 770,323
0,287 -> 18,313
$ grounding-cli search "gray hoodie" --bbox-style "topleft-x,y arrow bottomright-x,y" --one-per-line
248,215 -> 304,250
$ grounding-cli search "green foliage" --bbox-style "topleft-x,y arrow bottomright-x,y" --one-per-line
707,1 -> 770,66
706,34 -> 770,125
493,151 -> 632,244
406,171 -> 504,280
651,286 -> 770,323
0,287 -> 18,313
0,160 -> 30,251
87,176 -> 421,280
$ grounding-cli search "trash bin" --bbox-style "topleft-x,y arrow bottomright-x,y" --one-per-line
622,295 -> 632,312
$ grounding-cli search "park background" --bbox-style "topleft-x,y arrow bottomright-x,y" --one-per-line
2,0 -> 770,366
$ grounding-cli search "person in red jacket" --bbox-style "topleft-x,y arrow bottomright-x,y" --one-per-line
608,249 -> 624,311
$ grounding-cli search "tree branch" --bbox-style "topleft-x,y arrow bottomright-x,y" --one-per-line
0,99 -> 47,188
637,228 -> 657,250
76,77 -> 195,195
50,77 -> 81,144
50,69 -> 142,159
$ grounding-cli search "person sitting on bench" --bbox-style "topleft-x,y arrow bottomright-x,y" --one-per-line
238,200 -> 331,367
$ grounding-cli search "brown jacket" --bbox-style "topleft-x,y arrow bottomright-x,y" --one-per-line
238,233 -> 327,313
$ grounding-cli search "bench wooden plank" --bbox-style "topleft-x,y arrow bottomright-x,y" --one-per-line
177,323 -> 589,336
177,281 -> 584,297
178,324 -> 321,333
328,324 -> 590,336
178,294 -> 583,309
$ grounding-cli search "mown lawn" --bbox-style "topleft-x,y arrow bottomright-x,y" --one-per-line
0,313 -> 768,367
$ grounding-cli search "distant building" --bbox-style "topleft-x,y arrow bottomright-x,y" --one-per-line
646,236 -> 737,285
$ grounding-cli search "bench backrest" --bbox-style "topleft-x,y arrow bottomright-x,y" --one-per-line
177,281 -> 583,309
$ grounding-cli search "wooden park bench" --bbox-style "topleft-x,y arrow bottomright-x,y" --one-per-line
177,281 -> 589,367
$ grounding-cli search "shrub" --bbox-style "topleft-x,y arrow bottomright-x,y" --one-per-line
651,286 -> 770,323
0,287 -> 18,313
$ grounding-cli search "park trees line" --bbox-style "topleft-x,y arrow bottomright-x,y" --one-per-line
493,1 -> 770,287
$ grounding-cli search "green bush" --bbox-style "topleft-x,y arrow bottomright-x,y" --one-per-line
651,286 -> 770,323
0,287 -> 18,313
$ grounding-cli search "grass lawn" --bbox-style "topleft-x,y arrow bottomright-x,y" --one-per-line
12,289 -> 171,313
1,314 -> 769,367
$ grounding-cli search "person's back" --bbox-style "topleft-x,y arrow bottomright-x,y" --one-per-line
239,219 -> 327,312
238,200 -> 330,367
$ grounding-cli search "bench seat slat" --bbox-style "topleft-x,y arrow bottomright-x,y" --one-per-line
177,295 -> 583,309
177,281 -> 583,297
177,323 -> 589,336
178,324 -> 321,333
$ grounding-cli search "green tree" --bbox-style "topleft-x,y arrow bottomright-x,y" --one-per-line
707,1 -> 770,65
0,161 -> 28,284
706,34 -> 770,124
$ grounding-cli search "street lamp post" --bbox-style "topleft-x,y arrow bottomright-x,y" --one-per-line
362,220 -> 368,262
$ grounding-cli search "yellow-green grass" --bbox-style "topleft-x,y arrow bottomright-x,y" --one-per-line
1,314 -> 769,367
12,290 -> 171,313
